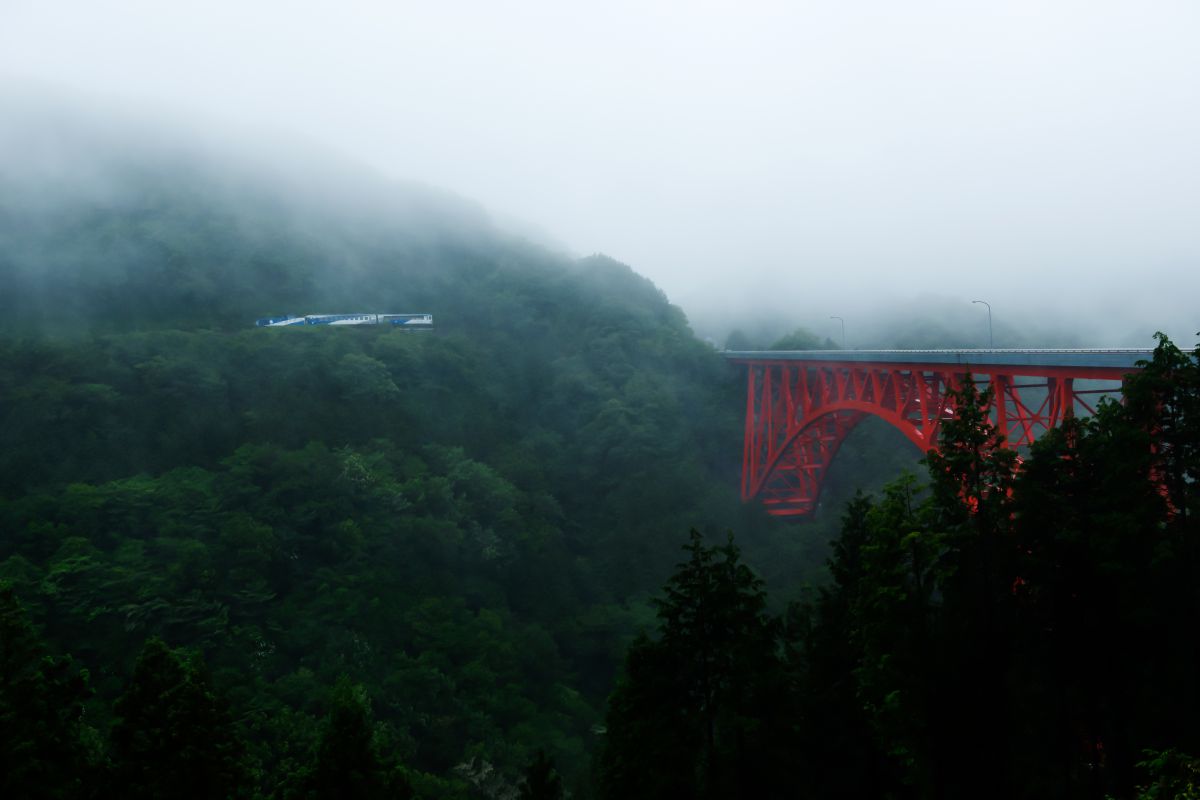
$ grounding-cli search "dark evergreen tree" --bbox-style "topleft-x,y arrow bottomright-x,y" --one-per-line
519,749 -> 564,800
848,475 -> 942,796
716,337 -> 1199,799
1122,334 -> 1200,753
1123,333 -> 1200,529
301,676 -> 411,800
109,638 -> 250,800
1003,334 -> 1199,796
598,630 -> 694,799
838,379 -> 1022,797
922,378 -> 1019,799
599,530 -> 794,800
787,492 -> 897,798
0,583 -> 94,800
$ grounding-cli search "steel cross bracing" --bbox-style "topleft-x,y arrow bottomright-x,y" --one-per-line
724,350 -> 1152,518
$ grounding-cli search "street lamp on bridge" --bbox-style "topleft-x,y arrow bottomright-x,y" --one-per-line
971,300 -> 993,348
829,316 -> 845,349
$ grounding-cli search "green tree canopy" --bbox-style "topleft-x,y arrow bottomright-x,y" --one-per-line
0,583 -> 95,800
299,676 -> 412,800
109,638 -> 249,800
599,530 -> 795,800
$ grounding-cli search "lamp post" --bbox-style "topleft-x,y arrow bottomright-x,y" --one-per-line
829,316 -> 845,349
972,300 -> 993,348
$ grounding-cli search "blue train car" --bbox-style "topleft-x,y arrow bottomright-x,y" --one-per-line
255,314 -> 434,329
382,314 -> 434,328
303,314 -> 379,325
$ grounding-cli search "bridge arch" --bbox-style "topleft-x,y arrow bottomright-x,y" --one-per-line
752,402 -> 936,517
729,350 -> 1145,518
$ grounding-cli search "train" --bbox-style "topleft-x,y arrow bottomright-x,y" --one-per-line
255,313 -> 434,328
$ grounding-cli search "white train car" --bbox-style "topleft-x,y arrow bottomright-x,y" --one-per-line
379,314 -> 434,328
255,314 -> 434,328
255,315 -> 308,326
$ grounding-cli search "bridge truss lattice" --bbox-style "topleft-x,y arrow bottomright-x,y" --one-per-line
728,350 -> 1148,517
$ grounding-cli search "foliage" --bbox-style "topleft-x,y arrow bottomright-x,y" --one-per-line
1130,749 -> 1200,800
779,333 -> 1200,799
0,583 -> 96,800
599,531 -> 795,799
518,750 -> 563,800
109,638 -> 250,799
6,116 -> 1198,798
298,676 -> 413,800
0,134 -> 805,795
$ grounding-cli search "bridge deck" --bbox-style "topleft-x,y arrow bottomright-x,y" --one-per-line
723,349 -> 1152,371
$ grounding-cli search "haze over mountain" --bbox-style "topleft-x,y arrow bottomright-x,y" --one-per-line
5,1 -> 1198,345
3,5 -> 1198,796
0,90 -> 929,792
0,93 -> 768,794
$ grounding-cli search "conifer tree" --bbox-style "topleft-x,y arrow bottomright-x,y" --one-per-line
0,583 -> 94,800
109,637 -> 249,800
519,749 -> 563,800
303,676 -> 411,800
789,493 -> 895,798
599,530 -> 792,799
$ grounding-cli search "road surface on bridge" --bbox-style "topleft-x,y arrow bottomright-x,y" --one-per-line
723,349 -> 1152,371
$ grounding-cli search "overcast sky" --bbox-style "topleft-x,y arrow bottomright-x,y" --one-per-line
2,1 -> 1198,344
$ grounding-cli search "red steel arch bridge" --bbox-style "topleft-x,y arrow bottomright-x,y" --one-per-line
724,349 -> 1152,517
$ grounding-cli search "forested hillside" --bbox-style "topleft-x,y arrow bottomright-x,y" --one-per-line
1,110 -> 871,797
15,105 -> 1181,800
597,336 -> 1200,800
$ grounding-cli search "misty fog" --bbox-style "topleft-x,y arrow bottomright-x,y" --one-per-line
2,1 -> 1198,346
